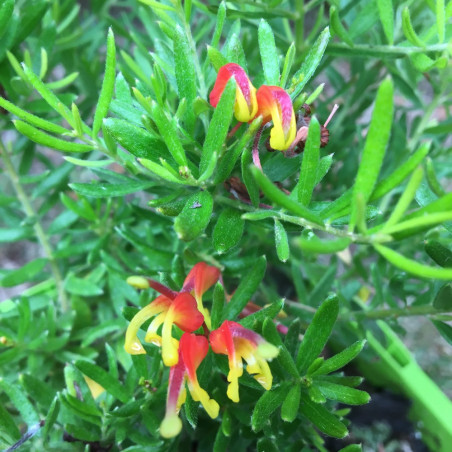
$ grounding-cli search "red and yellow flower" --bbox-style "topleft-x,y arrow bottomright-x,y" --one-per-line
209,63 -> 258,122
160,333 -> 219,438
209,320 -> 279,402
255,85 -> 296,151
124,262 -> 220,366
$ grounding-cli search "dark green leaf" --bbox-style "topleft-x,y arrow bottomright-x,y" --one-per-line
213,208 -> 244,253
242,148 -> 261,207
330,7 -> 354,47
281,384 -> 301,422
296,295 -> 339,374
251,384 -> 290,431
432,320 -> 452,346
0,401 -> 21,443
0,379 -> 39,426
0,0 -> 14,40
174,191 -> 213,241
224,256 -> 266,320
299,391 -> 348,438
433,284 -> 452,310
316,382 -> 370,405
75,361 -> 129,403
211,283 -> 225,329
239,298 -> 284,329
425,240 -> 452,268
69,180 -> 154,198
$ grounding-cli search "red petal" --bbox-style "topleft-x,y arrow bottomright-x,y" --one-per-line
209,320 -> 235,357
179,333 -> 209,379
209,65 -> 232,107
171,293 -> 204,332
182,262 -> 220,299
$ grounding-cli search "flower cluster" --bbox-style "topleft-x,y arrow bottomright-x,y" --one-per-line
209,63 -> 296,151
124,262 -> 279,438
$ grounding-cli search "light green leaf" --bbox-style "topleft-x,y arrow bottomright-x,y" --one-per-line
349,77 -> 393,230
64,156 -> 113,168
281,384 -> 301,422
1,258 -> 47,287
64,273 -> 103,296
298,116 -> 320,205
280,42 -> 295,88
376,0 -> 394,44
374,244 -> 452,280
207,45 -> 229,71
0,379 -> 39,426
200,79 -> 236,176
330,6 -> 354,47
317,382 -> 370,405
139,158 -> 186,184
402,7 -> 425,47
299,235 -> 351,254
14,120 -> 93,153
92,28 -> 116,136
69,180 -> 155,198
288,27 -> 330,99
258,19 -> 280,85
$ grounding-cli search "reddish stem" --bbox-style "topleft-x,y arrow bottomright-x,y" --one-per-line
252,126 -> 264,170
228,122 -> 243,138
146,279 -> 178,300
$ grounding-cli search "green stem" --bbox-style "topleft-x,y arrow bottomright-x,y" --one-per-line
295,0 -> 305,53
0,141 -> 68,312
346,304 -> 452,320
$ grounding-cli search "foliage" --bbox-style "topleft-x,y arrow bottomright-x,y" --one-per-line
0,0 -> 451,451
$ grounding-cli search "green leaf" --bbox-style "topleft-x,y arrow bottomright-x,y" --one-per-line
257,438 -> 279,452
138,158 -> 186,184
22,65 -> 75,127
402,7 -> 425,47
207,45 -> 229,71
0,96 -> 68,135
200,79 -> 236,177
299,391 -> 348,438
251,167 -> 324,225
0,0 -> 14,40
75,361 -> 129,403
150,101 -> 188,167
69,180 -> 154,198
174,25 -> 197,132
174,191 -> 213,241
64,156 -> 113,168
215,117 -> 262,184
376,0 -> 394,44
316,382 -> 370,405
223,256 -> 266,320
280,42 -> 295,88
213,425 -> 229,452
299,234 -> 351,254
211,283 -> 225,329
0,379 -> 39,426
432,320 -> 452,346
239,298 -> 284,329
436,0 -> 445,42
379,212 -> 452,236
312,340 -> 366,375
330,7 -> 354,47
433,284 -> 452,310
14,120 -> 93,153
242,147 -> 261,207
213,208 -> 244,254
349,77 -> 393,230
64,273 -> 103,296
382,166 -> 424,230
374,244 -> 452,280
0,258 -> 47,287
425,240 -> 452,268
263,318 -> 299,378
92,28 -> 116,136
298,116 -> 320,205
274,219 -> 290,262
13,0 -> 48,46
296,295 -> 339,374
281,384 -> 301,422
339,444 -> 362,452
211,2 -> 227,49
0,401 -> 21,443
258,19 -> 280,85
288,27 -> 330,99
251,384 -> 290,431
60,192 -> 96,221
225,32 -> 247,71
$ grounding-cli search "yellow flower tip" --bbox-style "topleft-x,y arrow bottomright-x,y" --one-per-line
160,414 -> 182,438
126,276 -> 149,289
162,346 -> 179,367
257,342 -> 279,360
205,398 -> 220,419
124,340 -> 146,355
145,332 -> 162,346
254,373 -> 272,390
227,377 -> 240,403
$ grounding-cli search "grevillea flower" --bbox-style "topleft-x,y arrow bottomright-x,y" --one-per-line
209,320 -> 279,402
180,261 -> 220,329
255,85 -> 296,151
124,263 -> 220,365
209,63 -> 258,122
124,292 -> 203,367
160,333 -> 219,438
